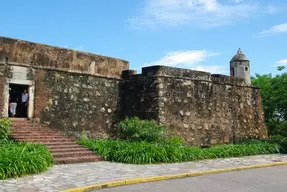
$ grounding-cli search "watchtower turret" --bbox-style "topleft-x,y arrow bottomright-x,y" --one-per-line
230,48 -> 251,84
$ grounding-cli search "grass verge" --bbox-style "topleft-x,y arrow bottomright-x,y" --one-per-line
0,142 -> 53,180
80,139 -> 279,164
0,118 -> 53,180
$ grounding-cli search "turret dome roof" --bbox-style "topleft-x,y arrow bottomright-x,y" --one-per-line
230,48 -> 249,62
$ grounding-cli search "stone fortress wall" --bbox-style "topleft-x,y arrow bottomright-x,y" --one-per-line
122,66 -> 267,145
0,36 -> 267,146
0,36 -> 128,138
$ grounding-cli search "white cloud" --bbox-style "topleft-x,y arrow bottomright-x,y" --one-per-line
276,59 -> 287,66
129,0 -> 260,29
142,50 -> 226,74
144,50 -> 218,67
258,23 -> 287,37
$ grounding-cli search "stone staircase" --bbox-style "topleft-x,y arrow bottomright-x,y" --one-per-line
9,119 -> 103,165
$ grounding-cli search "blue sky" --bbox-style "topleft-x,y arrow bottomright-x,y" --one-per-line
1,0 -> 287,75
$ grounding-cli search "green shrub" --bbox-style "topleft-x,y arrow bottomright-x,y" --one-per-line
118,117 -> 164,142
0,119 -> 12,144
205,143 -> 279,158
159,136 -> 186,147
0,142 -> 53,180
239,135 -> 287,154
269,135 -> 287,154
271,121 -> 287,137
80,138 -> 279,164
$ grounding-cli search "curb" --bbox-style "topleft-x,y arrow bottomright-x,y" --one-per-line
60,161 -> 287,192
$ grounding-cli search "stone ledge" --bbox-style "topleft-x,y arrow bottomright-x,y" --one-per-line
123,66 -> 258,88
122,70 -> 137,79
211,74 -> 246,86
0,36 -> 129,63
142,65 -> 211,81
211,74 -> 259,88
0,61 -> 123,80
0,36 -> 129,78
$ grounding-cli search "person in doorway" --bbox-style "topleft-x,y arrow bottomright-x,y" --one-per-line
21,90 -> 29,117
9,90 -> 18,117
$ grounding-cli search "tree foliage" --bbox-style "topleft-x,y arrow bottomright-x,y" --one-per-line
252,66 -> 287,135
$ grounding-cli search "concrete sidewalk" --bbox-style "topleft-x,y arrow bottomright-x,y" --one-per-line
1,155 -> 287,192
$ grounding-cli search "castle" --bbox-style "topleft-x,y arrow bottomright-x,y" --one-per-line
0,36 -> 267,146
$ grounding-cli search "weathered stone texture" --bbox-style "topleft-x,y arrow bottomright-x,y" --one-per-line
121,74 -> 159,120
211,74 -> 246,86
142,65 -> 211,81
35,69 -> 121,138
34,70 -> 51,120
159,77 -> 267,145
122,66 -> 267,146
0,64 -> 5,116
0,36 -> 129,78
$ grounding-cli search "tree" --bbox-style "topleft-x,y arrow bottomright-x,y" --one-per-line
252,66 -> 287,136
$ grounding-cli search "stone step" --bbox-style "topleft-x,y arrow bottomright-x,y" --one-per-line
12,127 -> 51,130
12,129 -> 56,131
12,128 -> 56,131
12,127 -> 46,130
10,121 -> 30,124
52,151 -> 97,158
47,144 -> 83,150
13,129 -> 61,132
12,121 -> 41,126
12,127 -> 57,130
40,141 -> 78,146
49,147 -> 91,153
12,123 -> 48,126
53,156 -> 103,165
15,138 -> 74,143
11,131 -> 62,135
10,134 -> 71,139
10,133 -> 65,137
12,135 -> 65,138
10,118 -> 27,121
16,138 -> 74,143
12,124 -> 43,127
10,120 -> 103,165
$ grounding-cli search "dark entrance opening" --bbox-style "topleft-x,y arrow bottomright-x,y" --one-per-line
8,84 -> 29,118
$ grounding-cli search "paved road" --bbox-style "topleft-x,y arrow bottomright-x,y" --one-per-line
96,166 -> 287,192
